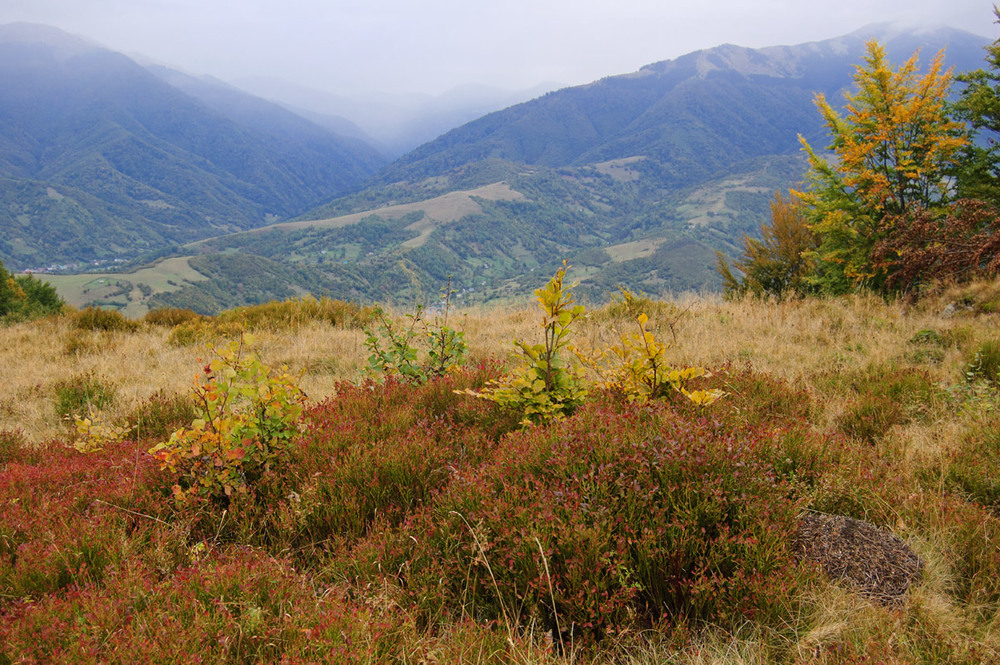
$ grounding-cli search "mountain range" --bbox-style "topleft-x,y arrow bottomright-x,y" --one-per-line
0,22 -> 386,271
0,22 -> 992,312
231,76 -> 563,157
381,26 -> 987,184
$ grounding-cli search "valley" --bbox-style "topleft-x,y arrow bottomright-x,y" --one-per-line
3,23 -> 990,313
44,156 -> 796,314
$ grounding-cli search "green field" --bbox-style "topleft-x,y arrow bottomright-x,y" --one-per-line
40,257 -> 209,317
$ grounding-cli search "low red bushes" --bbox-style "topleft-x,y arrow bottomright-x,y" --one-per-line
0,549 -> 405,664
0,442 -> 171,602
355,400 -> 812,643
1,363 -> 906,658
275,364 -> 516,557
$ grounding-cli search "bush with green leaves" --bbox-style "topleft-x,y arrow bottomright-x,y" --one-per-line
363,307 -> 428,383
148,335 -> 306,503
465,263 -> 588,425
0,259 -> 64,324
364,281 -> 467,383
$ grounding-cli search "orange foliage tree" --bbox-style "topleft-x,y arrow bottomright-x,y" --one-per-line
716,191 -> 817,299
795,40 -> 968,293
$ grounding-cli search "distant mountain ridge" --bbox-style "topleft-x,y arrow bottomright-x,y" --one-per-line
5,22 -> 993,313
380,25 -> 987,186
231,75 -> 564,157
245,24 -> 987,307
0,22 -> 386,270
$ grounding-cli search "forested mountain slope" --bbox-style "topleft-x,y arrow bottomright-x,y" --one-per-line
380,26 -> 986,185
31,25 -> 993,312
0,23 -> 386,270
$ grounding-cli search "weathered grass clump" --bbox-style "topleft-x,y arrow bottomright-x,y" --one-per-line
142,306 -> 203,327
52,372 -> 116,419
72,306 -> 140,333
964,339 -> 1000,385
165,297 -> 375,346
946,417 -> 1000,512
215,296 -> 375,330
126,389 -> 198,442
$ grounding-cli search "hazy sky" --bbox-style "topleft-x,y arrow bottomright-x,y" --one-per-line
1,0 -> 995,96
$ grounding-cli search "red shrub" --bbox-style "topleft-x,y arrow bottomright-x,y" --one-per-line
0,441 -> 171,605
214,364 -> 518,558
0,549 -> 408,664
873,198 -> 1000,292
355,400 -> 811,643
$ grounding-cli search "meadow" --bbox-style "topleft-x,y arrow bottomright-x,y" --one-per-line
2,281 -> 1000,663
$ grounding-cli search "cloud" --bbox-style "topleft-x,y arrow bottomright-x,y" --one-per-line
0,0 -> 994,95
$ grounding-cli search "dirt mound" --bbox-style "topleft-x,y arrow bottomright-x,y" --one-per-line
794,512 -> 924,606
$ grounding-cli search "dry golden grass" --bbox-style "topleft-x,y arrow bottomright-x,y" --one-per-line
1,286 -> 995,446
0,318 -> 373,441
661,292 -> 959,384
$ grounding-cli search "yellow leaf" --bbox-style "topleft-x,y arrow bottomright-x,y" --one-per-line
684,389 -> 725,407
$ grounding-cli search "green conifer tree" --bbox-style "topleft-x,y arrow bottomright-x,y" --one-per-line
952,6 -> 1000,205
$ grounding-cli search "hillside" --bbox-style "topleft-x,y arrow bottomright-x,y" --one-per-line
123,25 -> 985,313
5,10 -> 1000,663
27,24 -> 991,314
379,25 -> 987,184
0,23 -> 386,271
4,281 -> 1000,661
44,153 -> 801,315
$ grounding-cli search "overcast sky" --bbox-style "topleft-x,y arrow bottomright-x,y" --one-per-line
1,0 -> 995,96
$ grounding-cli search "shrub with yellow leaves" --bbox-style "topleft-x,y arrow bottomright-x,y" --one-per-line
588,289 -> 724,407
149,335 -> 306,503
70,409 -> 131,453
462,262 -> 588,425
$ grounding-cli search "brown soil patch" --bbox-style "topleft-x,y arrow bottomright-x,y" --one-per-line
794,512 -> 924,606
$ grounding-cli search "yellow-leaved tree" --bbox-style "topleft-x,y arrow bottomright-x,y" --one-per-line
795,40 -> 967,293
